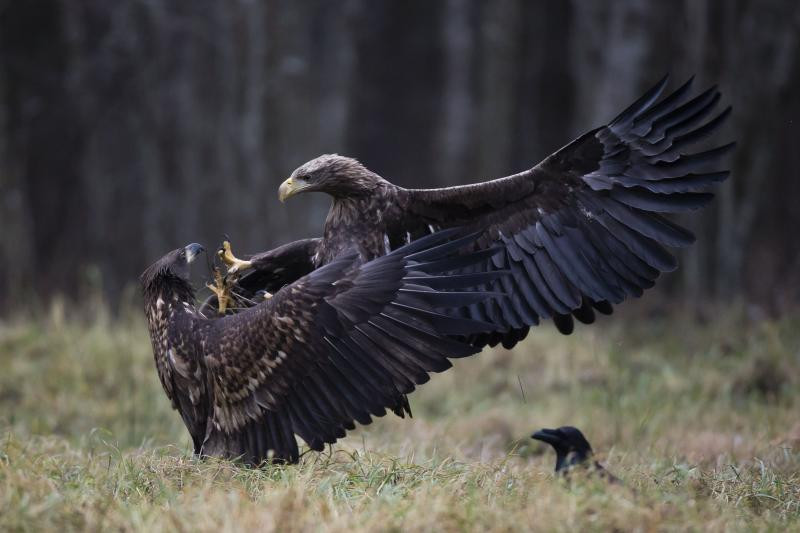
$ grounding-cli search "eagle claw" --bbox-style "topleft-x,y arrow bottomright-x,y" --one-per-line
207,267 -> 233,314
218,241 -> 253,275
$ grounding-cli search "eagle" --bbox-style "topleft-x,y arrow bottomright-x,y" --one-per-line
141,230 -> 511,465
219,75 -> 733,348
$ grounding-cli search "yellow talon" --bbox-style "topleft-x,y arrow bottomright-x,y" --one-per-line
219,241 -> 253,274
207,267 -> 232,314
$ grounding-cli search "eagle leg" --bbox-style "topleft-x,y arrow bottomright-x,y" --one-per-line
218,240 -> 253,275
207,267 -> 232,314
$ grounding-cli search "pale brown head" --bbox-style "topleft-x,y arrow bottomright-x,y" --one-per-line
279,154 -> 383,202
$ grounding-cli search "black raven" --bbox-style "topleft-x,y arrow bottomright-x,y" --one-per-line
532,426 -> 618,482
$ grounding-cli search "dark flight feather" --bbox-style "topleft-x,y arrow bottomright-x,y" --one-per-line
141,231 -> 511,465
232,75 -> 732,350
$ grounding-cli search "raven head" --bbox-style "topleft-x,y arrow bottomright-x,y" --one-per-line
532,426 -> 594,473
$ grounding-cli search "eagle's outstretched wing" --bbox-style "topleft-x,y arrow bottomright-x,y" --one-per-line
201,229 -> 504,464
397,76 -> 733,346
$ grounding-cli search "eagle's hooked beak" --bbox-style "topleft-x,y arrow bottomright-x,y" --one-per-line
278,176 -> 311,203
184,243 -> 205,264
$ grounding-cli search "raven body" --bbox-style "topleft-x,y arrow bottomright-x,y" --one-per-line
533,426 -> 618,482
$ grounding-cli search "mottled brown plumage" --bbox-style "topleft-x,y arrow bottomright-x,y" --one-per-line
268,76 -> 733,349
141,231 -> 507,464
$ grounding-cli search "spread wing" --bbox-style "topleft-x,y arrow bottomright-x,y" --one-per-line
396,76 -> 733,346
201,229 -> 504,464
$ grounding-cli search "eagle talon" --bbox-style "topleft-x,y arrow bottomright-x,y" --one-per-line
207,267 -> 233,314
218,240 -> 253,275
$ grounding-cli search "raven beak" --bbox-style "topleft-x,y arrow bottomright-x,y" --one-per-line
185,243 -> 205,264
532,428 -> 560,445
278,177 -> 310,203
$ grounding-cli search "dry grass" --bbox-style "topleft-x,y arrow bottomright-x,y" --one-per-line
1,303 -> 799,531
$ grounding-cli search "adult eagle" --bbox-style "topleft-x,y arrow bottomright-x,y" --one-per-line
141,230 -> 508,464
221,76 -> 733,349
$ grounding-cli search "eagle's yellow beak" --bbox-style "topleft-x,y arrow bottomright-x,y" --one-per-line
278,177 -> 310,203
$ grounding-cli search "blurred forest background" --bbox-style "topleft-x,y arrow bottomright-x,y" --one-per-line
1,0 -> 798,313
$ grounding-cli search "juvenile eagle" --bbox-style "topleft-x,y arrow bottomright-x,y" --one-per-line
224,76 -> 733,348
141,230 -> 507,464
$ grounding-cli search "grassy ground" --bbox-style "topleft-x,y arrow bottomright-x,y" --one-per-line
1,302 -> 799,531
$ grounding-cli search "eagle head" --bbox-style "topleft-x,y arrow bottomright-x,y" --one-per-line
140,243 -> 205,293
279,154 -> 382,202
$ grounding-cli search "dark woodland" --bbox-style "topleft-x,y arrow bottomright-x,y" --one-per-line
1,0 -> 798,312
